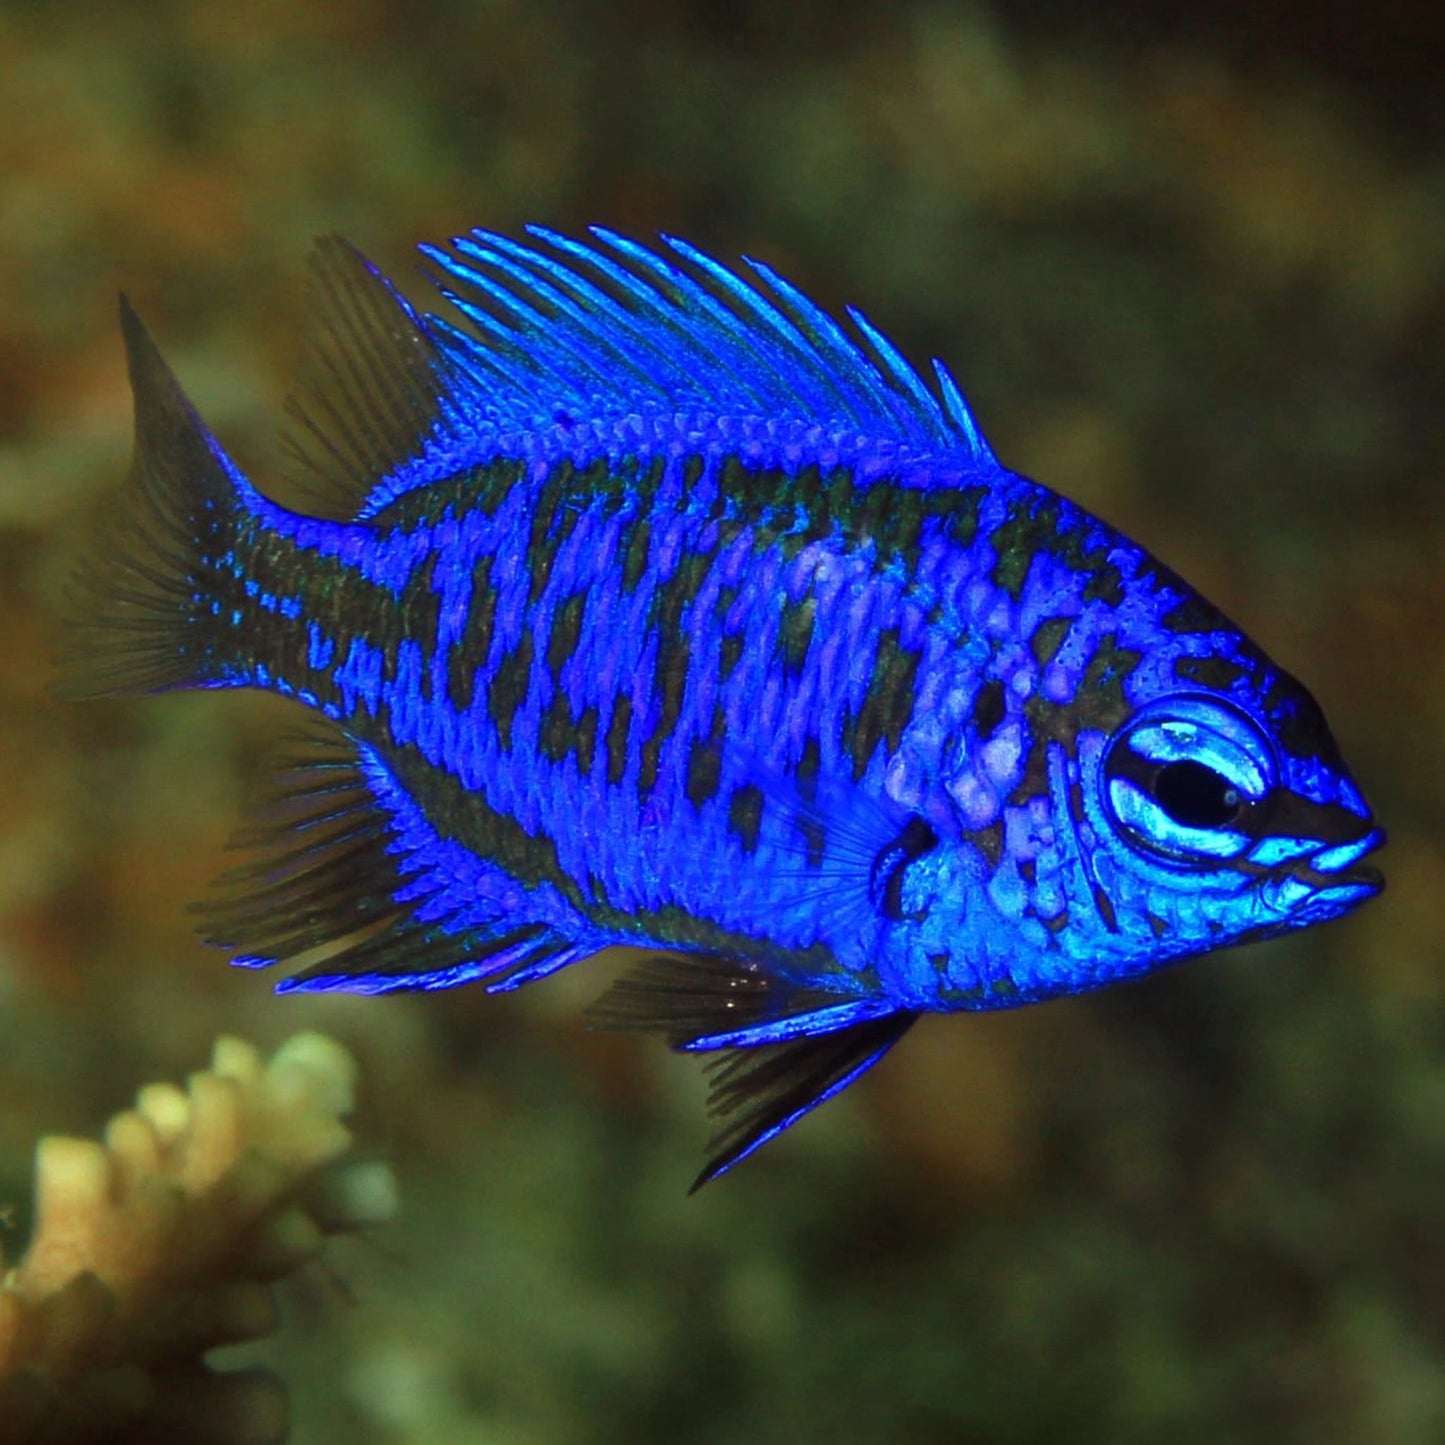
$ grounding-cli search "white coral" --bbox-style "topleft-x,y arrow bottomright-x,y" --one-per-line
0,1033 -> 397,1445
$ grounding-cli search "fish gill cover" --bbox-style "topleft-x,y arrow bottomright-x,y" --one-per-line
58,228 -> 1384,1190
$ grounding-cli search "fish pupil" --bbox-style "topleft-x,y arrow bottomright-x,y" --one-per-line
1152,760 -> 1242,829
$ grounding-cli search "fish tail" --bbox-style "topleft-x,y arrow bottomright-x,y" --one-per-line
56,298 -> 262,699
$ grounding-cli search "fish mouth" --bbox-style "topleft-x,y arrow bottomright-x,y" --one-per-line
1259,825 -> 1386,914
1295,826 -> 1387,893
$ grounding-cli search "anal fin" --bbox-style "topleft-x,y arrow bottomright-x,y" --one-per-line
197,725 -> 586,994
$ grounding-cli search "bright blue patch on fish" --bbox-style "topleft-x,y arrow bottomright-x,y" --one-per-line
59,228 -> 1384,1189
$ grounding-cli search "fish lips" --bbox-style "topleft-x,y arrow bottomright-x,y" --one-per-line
1259,825 -> 1386,914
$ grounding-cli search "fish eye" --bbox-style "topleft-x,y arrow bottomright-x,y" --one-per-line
1152,759 -> 1242,829
1102,696 -> 1275,863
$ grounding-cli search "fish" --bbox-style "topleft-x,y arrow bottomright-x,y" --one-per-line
61,227 -> 1386,1189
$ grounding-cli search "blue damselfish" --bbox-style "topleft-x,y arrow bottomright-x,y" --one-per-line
64,228 -> 1384,1187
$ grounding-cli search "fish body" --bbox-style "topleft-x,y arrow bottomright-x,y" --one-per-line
65,229 -> 1384,1186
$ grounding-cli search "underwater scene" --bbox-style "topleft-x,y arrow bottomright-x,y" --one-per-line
0,2 -> 1440,1441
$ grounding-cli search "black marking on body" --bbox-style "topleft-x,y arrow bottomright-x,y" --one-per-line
1092,884 -> 1119,933
1041,909 -> 1070,935
1161,593 -> 1225,634
973,677 -> 1007,739
390,744 -> 588,914
779,594 -> 816,675
368,458 -> 529,529
525,464 -> 571,604
796,736 -> 821,802
546,591 -> 587,683
605,691 -> 633,786
846,628 -> 923,781
489,633 -> 533,752
990,494 -> 1121,604
398,553 -> 442,698
719,631 -> 744,682
728,783 -> 764,855
637,547 -> 713,798
1173,655 -> 1247,691
622,519 -> 652,593
640,637 -> 689,797
1031,616 -> 1072,667
685,705 -> 727,810
575,703 -> 599,775
1145,911 -> 1168,939
1010,633 -> 1144,807
972,820 -> 1005,868
447,552 -> 497,713
540,686 -> 574,765
797,813 -> 827,869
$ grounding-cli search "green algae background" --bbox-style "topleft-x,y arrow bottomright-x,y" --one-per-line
1,1 -> 1442,1440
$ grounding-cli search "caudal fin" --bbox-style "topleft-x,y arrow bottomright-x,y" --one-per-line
56,299 -> 253,699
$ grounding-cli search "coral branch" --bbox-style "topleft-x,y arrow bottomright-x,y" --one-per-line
0,1033 -> 397,1445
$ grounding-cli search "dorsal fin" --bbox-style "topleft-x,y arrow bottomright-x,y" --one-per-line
421,227 -> 993,464
280,235 -> 464,519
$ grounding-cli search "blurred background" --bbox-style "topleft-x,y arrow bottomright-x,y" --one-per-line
0,1 -> 1442,1441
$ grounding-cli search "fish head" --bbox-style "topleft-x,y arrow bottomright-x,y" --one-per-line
1081,657 -> 1385,962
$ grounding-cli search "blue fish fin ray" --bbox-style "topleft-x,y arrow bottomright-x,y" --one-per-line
196,724 -> 590,994
932,358 -> 994,463
690,1011 -> 918,1190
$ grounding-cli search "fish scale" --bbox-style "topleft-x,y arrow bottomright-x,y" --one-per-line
61,228 -> 1384,1188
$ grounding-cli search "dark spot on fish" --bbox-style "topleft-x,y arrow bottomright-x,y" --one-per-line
639,637 -> 689,797
526,463 -> 575,602
971,819 -> 1005,868
1145,911 -> 1168,939
796,736 -> 820,801
847,627 -> 923,780
546,591 -> 587,684
686,735 -> 722,808
540,686 -> 573,764
796,814 -> 827,868
719,631 -> 744,682
1030,616 -> 1072,667
371,458 -> 527,526
1041,909 -> 1070,935
679,453 -> 705,496
928,951 -> 950,975
1081,565 -> 1125,607
1161,592 -> 1224,634
621,519 -> 652,593
448,552 -> 496,713
1173,655 -> 1247,691
990,496 -> 1061,598
391,744 -> 587,914
575,703 -> 598,775
973,678 -> 1006,739
397,552 -> 442,700
1092,884 -> 1118,933
488,632 -> 533,752
728,783 -> 764,855
605,691 -> 632,787
1080,634 -> 1144,724
1018,857 -> 1037,885
779,594 -> 815,675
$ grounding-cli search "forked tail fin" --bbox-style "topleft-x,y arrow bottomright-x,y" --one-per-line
56,299 -> 259,699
